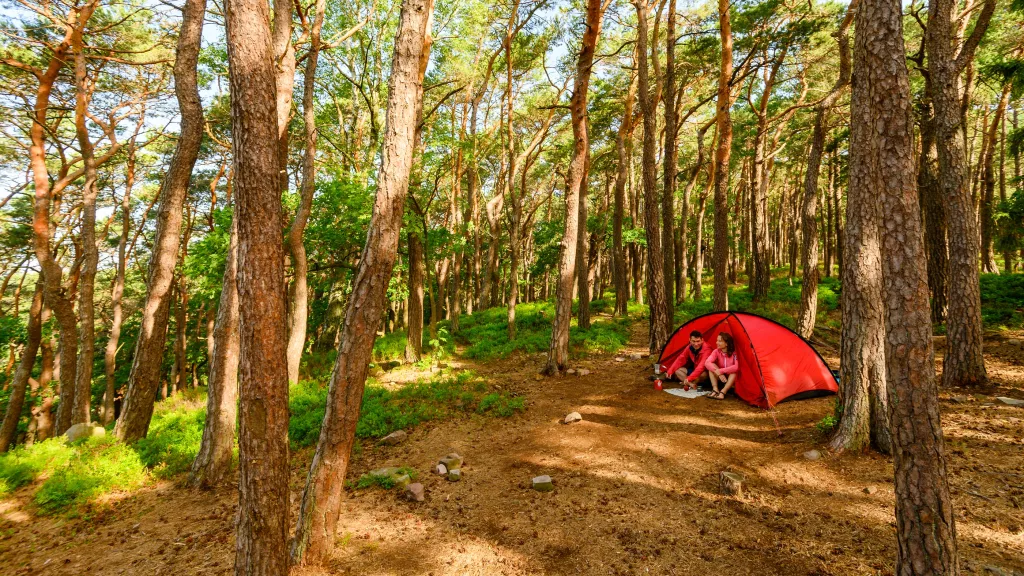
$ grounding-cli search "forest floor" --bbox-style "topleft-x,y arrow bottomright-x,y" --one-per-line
1,316 -> 1023,575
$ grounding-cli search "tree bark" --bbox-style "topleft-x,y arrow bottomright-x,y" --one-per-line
634,0 -> 670,352
224,0 -> 290,569
404,231 -> 425,362
711,0 -> 732,311
576,162 -> 591,330
290,0 -> 433,564
543,0 -> 604,373
980,84 -> 1010,274
926,0 -> 994,388
918,89 -> 948,324
854,0 -> 960,570
613,72 -> 637,316
661,0 -> 677,315
285,0 -> 326,384
116,0 -> 206,442
0,283 -> 43,452
188,215 -> 239,488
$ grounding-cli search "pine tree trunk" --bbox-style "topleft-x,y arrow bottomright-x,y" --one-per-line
0,283 -> 43,452
576,166 -> 591,330
224,0 -> 291,569
634,0 -> 670,351
712,0 -> 732,311
855,0 -> 960,569
116,0 -> 205,442
285,0 -> 326,384
926,0 -> 994,388
661,0 -> 677,315
102,145 -> 136,425
543,0 -> 604,373
188,215 -> 239,489
613,74 -> 636,316
980,84 -> 1010,274
405,231 -> 425,362
290,0 -> 433,564
918,93 -> 948,324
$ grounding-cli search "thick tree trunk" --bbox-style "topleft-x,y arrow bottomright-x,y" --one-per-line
404,231 -> 425,362
188,216 -> 239,489
576,167 -> 590,330
918,95 -> 948,324
116,0 -> 205,442
613,74 -> 637,316
855,0 -> 960,570
0,283 -> 43,452
543,0 -> 604,373
711,0 -> 732,311
926,0 -> 994,388
634,0 -> 670,352
290,0 -> 433,564
285,0 -> 326,384
224,0 -> 290,570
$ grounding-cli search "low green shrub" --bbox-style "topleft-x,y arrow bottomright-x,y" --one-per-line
979,273 -> 1024,329
373,331 -> 408,363
0,439 -> 74,496
34,436 -> 148,515
133,394 -> 207,479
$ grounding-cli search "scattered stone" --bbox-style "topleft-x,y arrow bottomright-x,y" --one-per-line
983,566 -> 1012,576
719,471 -> 744,497
563,412 -> 583,424
392,474 -> 412,489
1007,338 -> 1022,347
531,475 -> 554,492
577,369 -> 591,377
65,423 -> 105,443
447,469 -> 462,482
995,397 -> 1024,407
949,396 -> 970,404
566,368 -> 577,375
534,374 -> 544,381
369,466 -> 402,479
615,357 -> 625,363
404,483 -> 425,502
439,453 -> 463,470
628,353 -> 644,360
380,430 -> 408,446
863,486 -> 877,495
369,365 -> 385,377
803,450 -> 822,461
435,463 -> 448,476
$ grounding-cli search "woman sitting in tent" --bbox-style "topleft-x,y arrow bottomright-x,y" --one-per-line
705,333 -> 740,400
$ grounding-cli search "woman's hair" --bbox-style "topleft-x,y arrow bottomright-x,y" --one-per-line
718,332 -> 735,355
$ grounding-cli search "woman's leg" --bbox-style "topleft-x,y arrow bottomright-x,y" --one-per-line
720,373 -> 737,397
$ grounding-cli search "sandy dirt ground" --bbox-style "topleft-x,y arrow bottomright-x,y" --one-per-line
1,320 -> 1022,576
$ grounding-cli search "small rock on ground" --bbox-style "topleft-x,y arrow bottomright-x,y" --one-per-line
532,475 -> 554,492
65,423 -> 105,443
863,486 -> 877,495
995,397 -> 1024,407
439,453 -> 463,470
563,412 -> 583,424
803,450 -> 822,461
435,463 -> 448,476
380,430 -> 408,446
447,469 -> 462,482
719,471 -> 744,497
577,369 -> 591,377
404,483 -> 424,502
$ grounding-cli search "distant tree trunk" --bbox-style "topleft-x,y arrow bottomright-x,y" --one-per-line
692,182 -> 710,299
918,91 -> 948,324
173,276 -> 189,393
927,0 -> 995,388
285,0 -> 326,384
543,0 -> 604,373
797,6 -> 854,339
188,215 -> 239,489
613,73 -> 637,316
405,231 -> 425,362
855,0 -> 960,570
116,0 -> 205,442
576,164 -> 591,330
224,0 -> 290,569
980,84 -> 1010,274
711,0 -> 732,312
101,144 -> 136,425
290,0 -> 433,564
0,283 -> 42,452
30,326 -> 56,443
661,0 -> 677,315
634,0 -> 670,352
71,30 -> 98,426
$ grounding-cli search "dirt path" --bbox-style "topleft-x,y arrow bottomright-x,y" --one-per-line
1,318 -> 1022,575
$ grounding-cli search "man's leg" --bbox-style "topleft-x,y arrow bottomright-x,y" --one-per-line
672,367 -> 689,382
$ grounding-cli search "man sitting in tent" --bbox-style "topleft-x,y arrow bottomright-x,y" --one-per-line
661,330 -> 713,389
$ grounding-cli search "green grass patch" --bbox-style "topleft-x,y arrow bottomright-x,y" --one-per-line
456,301 -> 630,360
0,439 -> 75,496
373,331 -> 408,363
133,389 -> 208,479
289,371 -> 525,449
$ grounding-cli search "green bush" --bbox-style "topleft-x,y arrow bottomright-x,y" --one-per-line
0,439 -> 74,496
34,436 -> 148,515
373,331 -> 408,363
289,371 -> 525,448
133,395 -> 207,479
979,273 -> 1024,329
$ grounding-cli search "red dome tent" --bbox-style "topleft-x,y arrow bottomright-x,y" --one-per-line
658,312 -> 838,408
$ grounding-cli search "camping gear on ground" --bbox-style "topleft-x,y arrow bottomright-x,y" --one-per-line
653,379 -> 663,391
658,312 -> 838,408
664,387 -> 708,399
